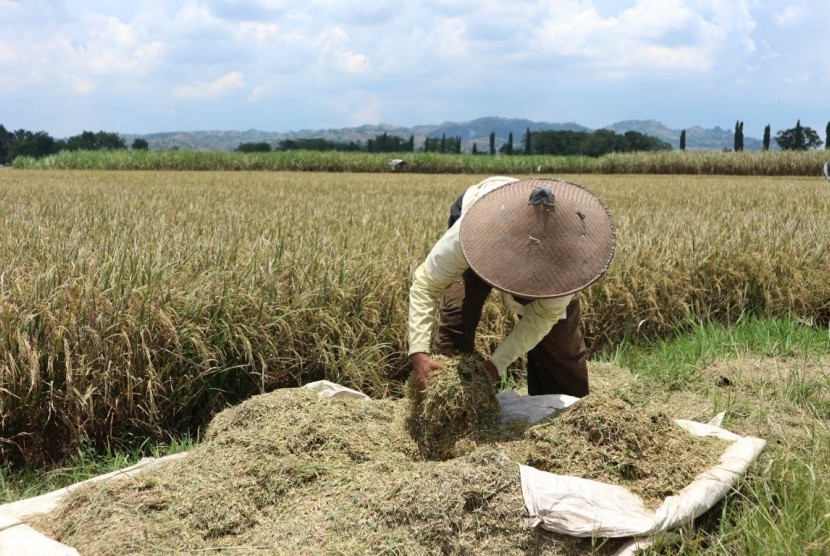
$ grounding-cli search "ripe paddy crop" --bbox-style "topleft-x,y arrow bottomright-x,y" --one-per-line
0,168 -> 828,465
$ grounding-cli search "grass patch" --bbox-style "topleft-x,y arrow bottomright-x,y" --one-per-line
0,435 -> 194,504
600,315 -> 830,386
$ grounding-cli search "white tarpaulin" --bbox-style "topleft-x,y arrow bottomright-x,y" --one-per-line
496,390 -> 580,423
520,416 -> 766,538
303,380 -> 370,400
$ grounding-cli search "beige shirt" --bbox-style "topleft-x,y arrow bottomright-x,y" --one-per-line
407,176 -> 572,377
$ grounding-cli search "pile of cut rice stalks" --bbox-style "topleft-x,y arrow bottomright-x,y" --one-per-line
31,358 -> 727,555
406,354 -> 500,460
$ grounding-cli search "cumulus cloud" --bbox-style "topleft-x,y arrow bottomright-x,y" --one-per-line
0,7 -> 166,95
307,0 -> 400,25
78,14 -> 166,77
531,0 -> 756,74
172,71 -> 246,98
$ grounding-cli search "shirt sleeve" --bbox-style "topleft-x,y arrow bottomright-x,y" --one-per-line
407,223 -> 469,355
489,294 -> 573,376
408,176 -> 518,356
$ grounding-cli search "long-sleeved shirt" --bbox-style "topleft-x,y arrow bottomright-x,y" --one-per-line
407,176 -> 573,377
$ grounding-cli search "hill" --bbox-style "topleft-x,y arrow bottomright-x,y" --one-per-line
604,120 -> 765,151
122,118 -> 766,152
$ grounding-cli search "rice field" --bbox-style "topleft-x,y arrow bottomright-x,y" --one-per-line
1,168 -> 829,466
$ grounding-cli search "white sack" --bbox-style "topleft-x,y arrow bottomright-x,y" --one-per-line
497,390 -> 580,423
520,412 -> 766,538
304,380 -> 370,400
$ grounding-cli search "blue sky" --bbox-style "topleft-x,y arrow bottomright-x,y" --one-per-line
2,0 -> 828,139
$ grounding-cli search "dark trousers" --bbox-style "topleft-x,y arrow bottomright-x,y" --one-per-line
433,269 -> 589,397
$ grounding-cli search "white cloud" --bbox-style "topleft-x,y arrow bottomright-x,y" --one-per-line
531,0 -> 756,74
80,20 -> 166,78
313,26 -> 374,75
0,8 -> 167,96
0,42 -> 13,64
173,71 -> 246,98
336,51 -> 371,74
436,18 -> 468,57
773,4 -> 807,27
237,21 -> 280,42
306,0 -> 400,25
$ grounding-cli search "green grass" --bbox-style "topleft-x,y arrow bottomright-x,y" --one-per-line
0,435 -> 195,504
601,314 -> 830,384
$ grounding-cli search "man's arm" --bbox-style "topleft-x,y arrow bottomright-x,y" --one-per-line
407,224 -> 468,356
488,295 -> 573,376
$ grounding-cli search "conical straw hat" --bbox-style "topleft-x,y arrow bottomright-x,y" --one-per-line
459,178 -> 616,299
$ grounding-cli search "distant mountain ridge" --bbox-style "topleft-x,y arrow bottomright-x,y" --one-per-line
122,117 -> 765,152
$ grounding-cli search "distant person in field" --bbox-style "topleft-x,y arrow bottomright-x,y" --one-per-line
408,176 -> 616,396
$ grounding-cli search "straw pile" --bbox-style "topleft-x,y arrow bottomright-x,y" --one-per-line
30,361 -> 728,554
508,394 -> 729,507
33,386 -> 624,554
406,354 -> 500,460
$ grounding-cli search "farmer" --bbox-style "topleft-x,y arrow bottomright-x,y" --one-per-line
408,176 -> 616,396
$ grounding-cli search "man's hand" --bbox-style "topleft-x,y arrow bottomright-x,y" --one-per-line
410,352 -> 444,392
482,359 -> 501,383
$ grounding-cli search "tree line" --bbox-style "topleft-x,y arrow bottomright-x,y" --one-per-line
0,125 -> 149,165
3,120 -> 829,165
237,128 -> 671,156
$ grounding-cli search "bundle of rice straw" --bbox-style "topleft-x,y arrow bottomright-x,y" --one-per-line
406,354 -> 500,460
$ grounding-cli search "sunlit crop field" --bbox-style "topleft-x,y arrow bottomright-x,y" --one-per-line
1,169 -> 829,464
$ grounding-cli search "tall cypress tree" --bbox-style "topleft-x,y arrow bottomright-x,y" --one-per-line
763,125 -> 771,151
679,130 -> 686,151
826,122 -> 830,150
0,124 -> 10,165
524,127 -> 532,154
489,132 -> 495,155
740,122 -> 744,151
734,121 -> 744,152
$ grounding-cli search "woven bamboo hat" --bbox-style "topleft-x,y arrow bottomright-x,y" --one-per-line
458,178 -> 616,299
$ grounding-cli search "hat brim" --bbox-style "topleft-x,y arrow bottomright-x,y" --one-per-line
459,178 -> 616,299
